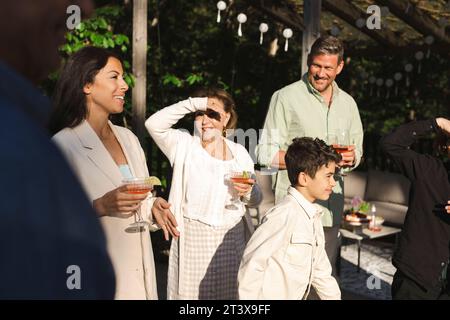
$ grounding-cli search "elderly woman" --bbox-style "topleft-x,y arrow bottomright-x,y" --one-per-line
49,46 -> 167,300
146,88 -> 262,299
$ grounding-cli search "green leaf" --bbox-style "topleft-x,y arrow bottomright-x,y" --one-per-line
107,38 -> 115,48
162,74 -> 183,88
359,202 -> 370,213
186,73 -> 204,86
98,18 -> 108,29
125,74 -> 136,88
96,5 -> 121,18
114,35 -> 124,45
62,44 -> 72,54
90,33 -> 100,43
217,80 -> 230,91
76,22 -> 85,32
73,42 -> 84,52
116,34 -> 129,46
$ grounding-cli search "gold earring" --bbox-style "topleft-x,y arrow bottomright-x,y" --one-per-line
222,128 -> 227,137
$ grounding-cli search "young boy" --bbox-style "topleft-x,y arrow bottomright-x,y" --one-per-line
238,137 -> 341,300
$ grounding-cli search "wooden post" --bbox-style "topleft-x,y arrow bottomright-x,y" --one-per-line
132,0 -> 148,144
301,0 -> 322,75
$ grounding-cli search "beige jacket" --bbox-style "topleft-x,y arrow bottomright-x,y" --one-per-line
53,120 -> 158,300
238,187 -> 341,300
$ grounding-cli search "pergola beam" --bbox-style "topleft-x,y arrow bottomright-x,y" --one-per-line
245,1 -> 450,59
374,0 -> 450,46
347,43 -> 450,57
322,0 -> 407,48
250,0 -> 305,32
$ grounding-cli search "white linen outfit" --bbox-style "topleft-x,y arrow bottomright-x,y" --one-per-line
145,97 -> 262,299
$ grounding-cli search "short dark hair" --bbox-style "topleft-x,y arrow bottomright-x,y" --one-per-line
285,137 -> 341,186
308,36 -> 344,65
191,87 -> 238,130
49,46 -> 123,135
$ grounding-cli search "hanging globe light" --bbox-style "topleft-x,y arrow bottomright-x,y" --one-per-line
216,1 -> 226,23
282,28 -> 293,52
259,23 -> 269,45
404,64 -> 413,87
414,51 -> 424,74
424,35 -> 434,59
330,25 -> 340,37
385,78 -> 394,99
394,72 -> 402,96
237,13 -> 247,37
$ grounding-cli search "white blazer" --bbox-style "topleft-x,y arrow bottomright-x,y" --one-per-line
53,120 -> 158,300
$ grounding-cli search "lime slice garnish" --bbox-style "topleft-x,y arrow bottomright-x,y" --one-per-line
145,176 -> 162,186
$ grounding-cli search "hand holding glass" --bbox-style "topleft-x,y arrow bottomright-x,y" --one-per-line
122,177 -> 153,229
224,171 -> 254,210
328,130 -> 355,176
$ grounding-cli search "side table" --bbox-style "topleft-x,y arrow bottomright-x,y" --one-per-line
338,225 -> 401,273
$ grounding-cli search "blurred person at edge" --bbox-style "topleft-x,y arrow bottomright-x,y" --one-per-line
0,0 -> 115,298
381,118 -> 450,300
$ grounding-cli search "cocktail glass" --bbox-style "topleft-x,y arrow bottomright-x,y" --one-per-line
122,177 -> 153,229
224,171 -> 254,210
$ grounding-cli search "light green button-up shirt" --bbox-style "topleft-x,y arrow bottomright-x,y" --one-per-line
256,73 -> 364,227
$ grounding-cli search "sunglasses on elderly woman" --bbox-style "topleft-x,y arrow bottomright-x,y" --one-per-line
194,108 -> 222,121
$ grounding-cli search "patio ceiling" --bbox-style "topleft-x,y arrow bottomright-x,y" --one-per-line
246,0 -> 450,56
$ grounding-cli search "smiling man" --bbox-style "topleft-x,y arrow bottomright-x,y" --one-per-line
256,36 -> 364,278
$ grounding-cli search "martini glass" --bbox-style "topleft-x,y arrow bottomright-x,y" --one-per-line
224,171 -> 254,210
122,177 -> 153,229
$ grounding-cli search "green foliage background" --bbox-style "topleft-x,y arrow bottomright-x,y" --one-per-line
48,0 -> 449,178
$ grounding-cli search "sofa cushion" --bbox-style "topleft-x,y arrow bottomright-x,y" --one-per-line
343,171 -> 367,202
369,201 -> 407,226
366,170 -> 410,206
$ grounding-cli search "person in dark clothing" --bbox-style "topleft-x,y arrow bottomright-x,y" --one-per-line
381,118 -> 450,300
0,0 -> 115,298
